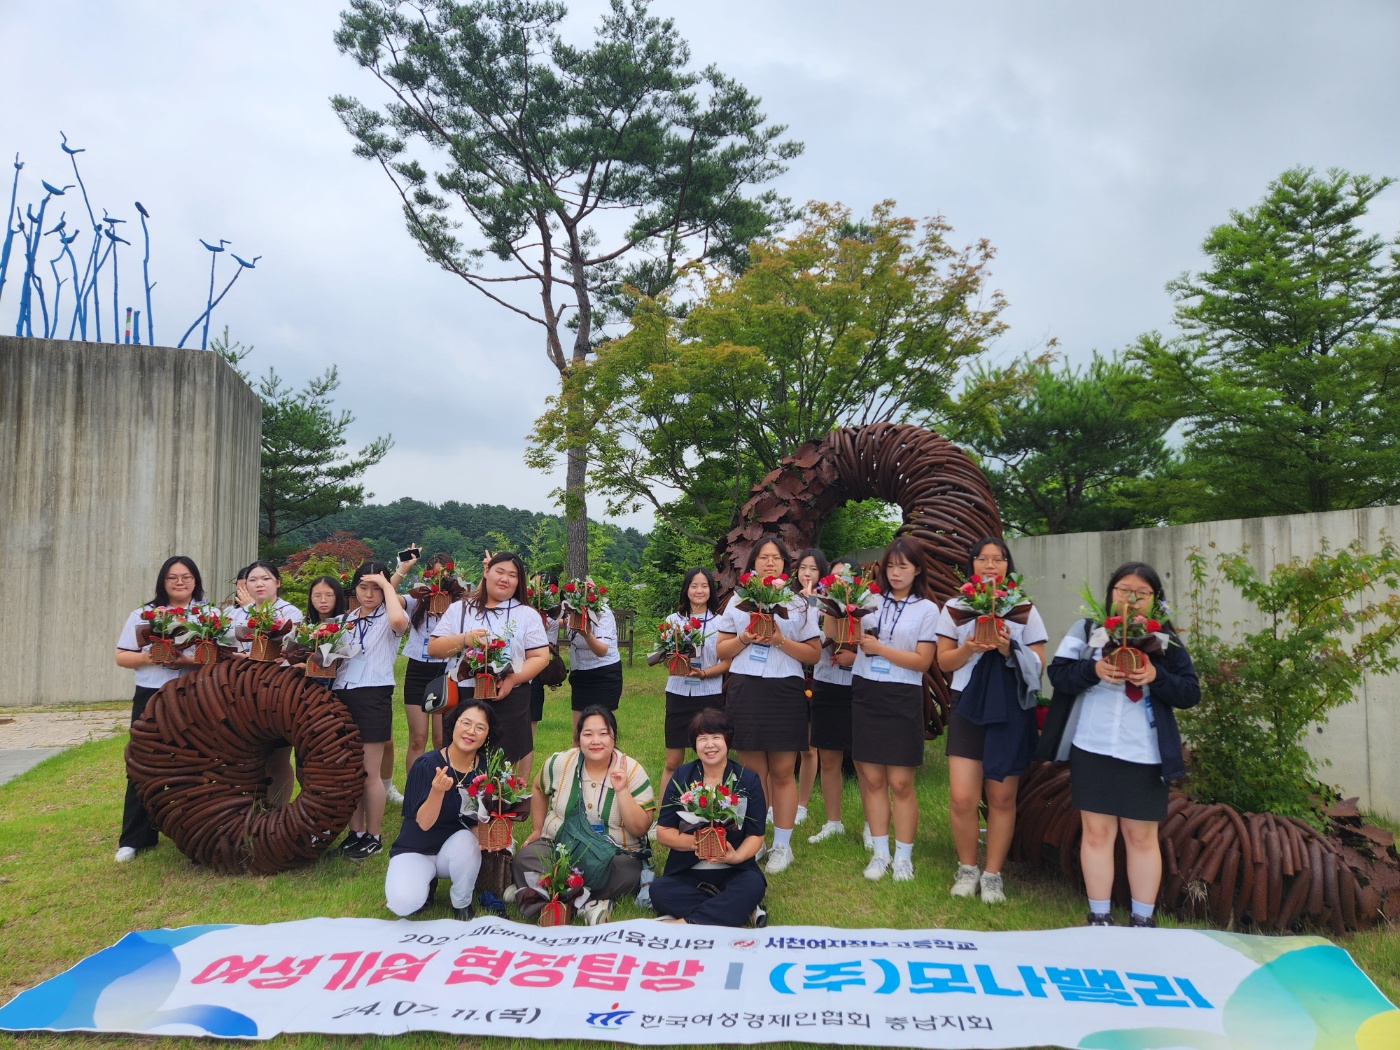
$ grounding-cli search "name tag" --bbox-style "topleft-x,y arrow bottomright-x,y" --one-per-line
748,645 -> 770,665
591,823 -> 606,835
870,655 -> 892,675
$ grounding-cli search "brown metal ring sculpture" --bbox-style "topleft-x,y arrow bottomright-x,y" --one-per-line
716,423 -> 1003,735
126,658 -> 365,875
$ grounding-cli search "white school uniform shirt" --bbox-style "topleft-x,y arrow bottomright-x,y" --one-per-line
333,604 -> 406,689
568,606 -> 622,672
402,594 -> 448,665
812,637 -> 853,686
1053,625 -> 1161,765
663,610 -> 724,697
227,599 -> 303,653
851,594 -> 940,687
117,603 -> 207,690
429,599 -> 550,679
935,603 -> 1049,692
717,594 -> 820,681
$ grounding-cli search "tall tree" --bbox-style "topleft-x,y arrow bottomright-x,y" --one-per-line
529,201 -> 1013,540
1138,167 -> 1400,521
332,0 -> 800,577
215,331 -> 393,558
957,351 -> 1174,535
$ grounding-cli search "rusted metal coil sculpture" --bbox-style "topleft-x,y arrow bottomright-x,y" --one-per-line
1013,761 -> 1400,933
716,423 -> 1002,734
126,658 -> 365,875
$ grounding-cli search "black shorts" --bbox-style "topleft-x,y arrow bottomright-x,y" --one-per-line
569,661 -> 623,712
335,685 -> 394,744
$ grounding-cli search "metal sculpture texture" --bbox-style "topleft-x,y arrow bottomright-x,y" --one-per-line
126,659 -> 364,875
1,134 -> 258,348
716,422 -> 1003,735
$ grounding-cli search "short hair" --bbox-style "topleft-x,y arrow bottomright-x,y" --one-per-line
574,704 -> 619,744
687,706 -> 734,749
875,536 -> 935,600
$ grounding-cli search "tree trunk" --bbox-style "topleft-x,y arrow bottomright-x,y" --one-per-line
564,438 -> 589,580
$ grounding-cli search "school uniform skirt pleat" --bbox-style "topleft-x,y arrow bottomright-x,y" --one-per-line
851,678 -> 925,767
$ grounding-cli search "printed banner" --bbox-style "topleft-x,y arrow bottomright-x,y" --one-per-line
1,917 -> 1396,1047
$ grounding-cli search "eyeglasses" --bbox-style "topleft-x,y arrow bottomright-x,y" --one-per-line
973,555 -> 1008,564
165,574 -> 195,584
1112,587 -> 1154,601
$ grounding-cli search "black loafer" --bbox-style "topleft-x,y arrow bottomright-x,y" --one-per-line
453,904 -> 475,921
1086,912 -> 1114,927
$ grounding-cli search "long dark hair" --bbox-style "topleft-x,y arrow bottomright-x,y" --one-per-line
470,551 -> 529,612
1103,561 -> 1172,627
444,696 -> 497,758
677,567 -> 720,616
743,534 -> 793,575
347,561 -> 393,616
962,536 -> 1015,580
410,552 -> 468,631
795,547 -> 830,583
875,536 -> 935,600
305,576 -> 348,624
243,559 -> 284,599
152,556 -> 204,607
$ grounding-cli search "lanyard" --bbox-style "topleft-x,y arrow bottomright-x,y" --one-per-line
482,599 -> 515,624
878,596 -> 913,645
350,606 -> 383,650
587,752 -> 614,819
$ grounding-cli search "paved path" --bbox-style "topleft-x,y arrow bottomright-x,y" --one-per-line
0,710 -> 127,786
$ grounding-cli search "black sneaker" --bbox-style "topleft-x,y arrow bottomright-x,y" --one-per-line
1086,912 -> 1114,927
453,903 -> 475,921
347,834 -> 383,861
414,879 -> 439,915
1129,914 -> 1157,928
337,832 -> 365,854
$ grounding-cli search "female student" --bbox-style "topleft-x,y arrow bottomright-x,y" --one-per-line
566,592 -> 623,731
659,568 -> 732,801
792,548 -> 828,827
305,575 -> 348,624
652,708 -> 767,927
514,705 -> 655,925
401,552 -> 467,774
715,535 -> 823,875
852,537 -> 939,882
1041,561 -> 1201,927
384,698 -> 496,920
333,561 -> 409,861
113,556 -> 206,863
427,552 -> 551,782
806,555 -> 858,845
936,537 -> 1047,903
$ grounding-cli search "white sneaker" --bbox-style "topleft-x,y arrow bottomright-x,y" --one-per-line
580,899 -> 612,926
950,864 -> 981,897
766,807 -> 774,825
807,821 -> 845,844
892,858 -> 915,882
862,826 -> 874,851
502,884 -> 518,905
755,843 -> 769,863
384,782 -> 405,805
795,805 -> 808,825
765,844 -> 794,874
980,871 -> 1006,903
863,855 -> 891,881
114,847 -> 137,864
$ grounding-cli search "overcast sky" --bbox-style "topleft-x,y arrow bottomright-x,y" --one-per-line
6,0 -> 1399,533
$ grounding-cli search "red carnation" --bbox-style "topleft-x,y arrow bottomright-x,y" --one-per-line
762,575 -> 775,586
960,582 -> 976,596
868,584 -> 880,594
141,610 -> 155,621
1104,615 -> 1124,631
819,574 -> 836,588
1146,619 -> 1162,632
739,572 -> 754,585
566,872 -> 584,889
563,582 -> 576,593
598,586 -> 607,595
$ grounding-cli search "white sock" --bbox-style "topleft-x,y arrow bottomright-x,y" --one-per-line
894,840 -> 914,863
872,835 -> 890,860
863,822 -> 872,838
1131,898 -> 1155,920
382,778 -> 394,789
1089,898 -> 1111,916
772,826 -> 793,850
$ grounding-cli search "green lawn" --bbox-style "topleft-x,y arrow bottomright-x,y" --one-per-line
0,659 -> 1395,1049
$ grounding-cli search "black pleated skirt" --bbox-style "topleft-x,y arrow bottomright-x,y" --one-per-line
726,674 -> 808,753
851,678 -> 925,767
664,689 -> 725,749
569,661 -> 623,712
1070,745 -> 1168,822
809,680 -> 853,751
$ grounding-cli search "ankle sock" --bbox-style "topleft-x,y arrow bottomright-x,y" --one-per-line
894,840 -> 914,863
872,835 -> 891,860
772,827 -> 793,850
1130,898 -> 1155,920
863,821 -> 872,839
1088,897 -> 1111,916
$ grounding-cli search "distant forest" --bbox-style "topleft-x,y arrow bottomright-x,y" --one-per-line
286,497 -> 649,572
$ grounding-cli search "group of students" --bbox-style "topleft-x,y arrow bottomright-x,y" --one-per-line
114,532 -> 1199,929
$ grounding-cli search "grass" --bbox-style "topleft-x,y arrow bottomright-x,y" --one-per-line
0,659 -> 1396,1049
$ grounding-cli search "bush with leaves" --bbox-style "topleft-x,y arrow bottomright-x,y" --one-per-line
1181,538 -> 1400,823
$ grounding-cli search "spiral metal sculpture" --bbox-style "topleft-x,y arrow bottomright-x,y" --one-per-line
717,423 -> 1003,734
126,659 -> 365,875
1013,761 -> 1400,933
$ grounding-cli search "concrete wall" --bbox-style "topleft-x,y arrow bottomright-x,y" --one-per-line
0,336 -> 260,706
1012,506 -> 1400,820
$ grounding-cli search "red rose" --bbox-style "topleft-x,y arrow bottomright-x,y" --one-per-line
445,561 -> 455,571
141,610 -> 155,621
466,783 -> 479,797
819,574 -> 835,587
482,782 -> 495,795
762,575 -> 775,586
598,586 -> 607,595
688,617 -> 701,629
549,583 -> 558,593
566,872 -> 584,889
868,584 -> 880,594
1104,616 -> 1124,631
563,582 -> 576,593
960,582 -> 976,596
699,796 -> 709,808
526,588 -> 535,598
1146,620 -> 1162,632
970,574 -> 981,585
739,572 -> 754,585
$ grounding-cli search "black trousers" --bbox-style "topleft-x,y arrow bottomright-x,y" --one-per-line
650,864 -> 766,927
120,686 -> 160,851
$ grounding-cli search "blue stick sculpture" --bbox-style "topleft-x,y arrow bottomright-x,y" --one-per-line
4,134 -> 259,347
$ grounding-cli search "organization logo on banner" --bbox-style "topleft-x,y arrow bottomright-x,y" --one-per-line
585,1004 -> 634,1028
